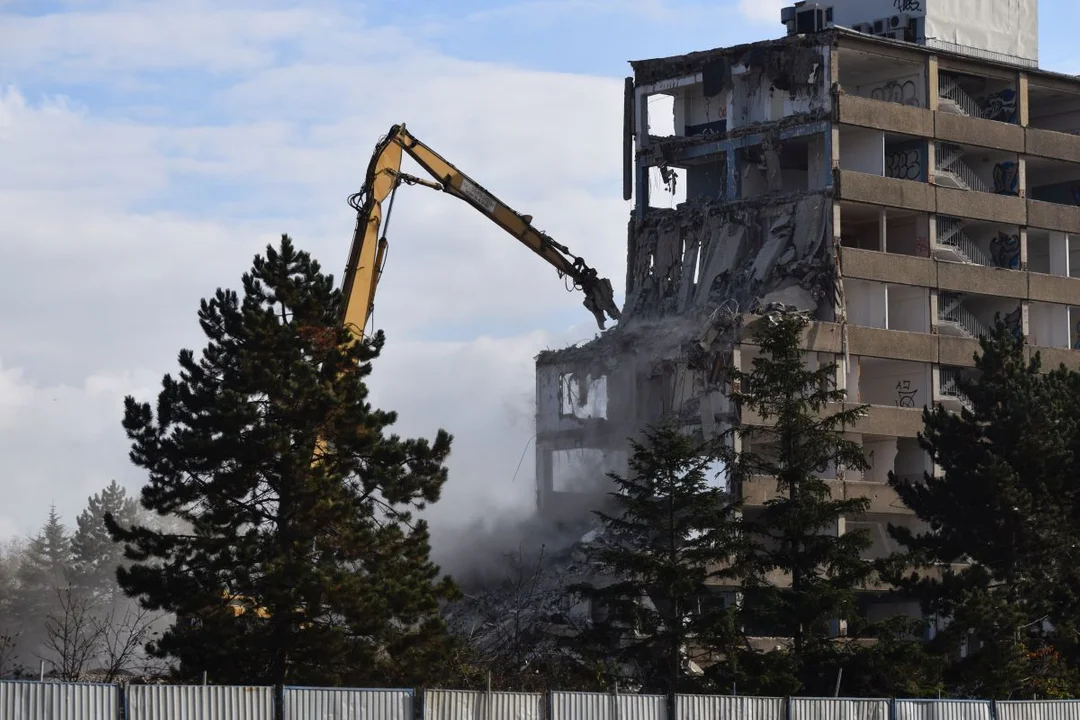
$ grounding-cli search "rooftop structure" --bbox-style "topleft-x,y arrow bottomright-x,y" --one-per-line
534,3 -> 1080,633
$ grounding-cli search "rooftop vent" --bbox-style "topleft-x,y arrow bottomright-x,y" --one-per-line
781,2 -> 834,36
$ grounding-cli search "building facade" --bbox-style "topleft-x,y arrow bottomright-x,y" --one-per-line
534,2 -> 1080,626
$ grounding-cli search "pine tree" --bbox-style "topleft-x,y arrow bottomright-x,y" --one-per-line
71,481 -> 139,604
106,235 -> 461,687
885,321 -> 1080,698
17,506 -> 72,600
571,421 -> 744,695
8,506 -> 74,670
724,311 -> 874,696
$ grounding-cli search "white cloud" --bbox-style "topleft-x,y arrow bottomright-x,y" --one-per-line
0,1 -> 630,551
738,0 -> 787,24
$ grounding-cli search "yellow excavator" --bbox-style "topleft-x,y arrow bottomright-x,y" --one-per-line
219,124 -> 621,620
339,123 -> 622,340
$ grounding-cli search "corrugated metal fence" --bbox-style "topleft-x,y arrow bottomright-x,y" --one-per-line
895,700 -> 994,720
790,698 -> 891,720
996,701 -> 1080,720
550,691 -> 668,720
126,685 -> 275,720
675,694 -> 784,720
423,689 -> 545,720
6,682 -> 1080,720
283,687 -> 413,720
0,680 -> 119,720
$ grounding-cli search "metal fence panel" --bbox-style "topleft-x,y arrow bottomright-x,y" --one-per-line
0,680 -> 119,720
997,701 -> 1080,720
895,700 -> 993,720
126,684 -> 274,720
423,689 -> 547,720
676,695 -> 785,720
284,687 -> 413,720
550,691 -> 667,720
789,698 -> 890,720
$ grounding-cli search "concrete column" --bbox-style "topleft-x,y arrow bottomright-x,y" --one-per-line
878,208 -> 888,253
926,212 -> 938,258
726,148 -> 741,201
1017,156 -> 1027,199
829,125 -> 841,185
1019,227 -> 1029,270
634,86 -> 650,218
927,55 -> 940,112
828,45 -> 840,86
535,446 -> 552,514
1018,71 -> 1030,127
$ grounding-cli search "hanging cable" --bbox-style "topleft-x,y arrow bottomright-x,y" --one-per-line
510,434 -> 537,484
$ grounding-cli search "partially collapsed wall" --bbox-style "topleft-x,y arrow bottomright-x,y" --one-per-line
535,192 -> 837,522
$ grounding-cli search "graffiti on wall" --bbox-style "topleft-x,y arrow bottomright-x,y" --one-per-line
980,89 -> 1018,124
886,148 -> 924,181
914,235 -> 930,257
870,79 -> 922,108
895,380 -> 918,408
994,162 -> 1020,196
894,0 -> 922,10
1002,307 -> 1024,342
990,232 -> 1021,270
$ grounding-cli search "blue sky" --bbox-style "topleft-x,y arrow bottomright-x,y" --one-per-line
0,0 -> 1077,559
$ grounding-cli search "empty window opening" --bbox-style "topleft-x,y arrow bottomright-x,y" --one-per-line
849,515 -> 926,561
645,92 -> 676,138
739,137 -> 816,197
686,155 -> 727,202
1028,84 -> 1080,134
839,202 -> 882,251
648,164 -> 687,209
888,284 -> 931,334
551,448 -> 624,493
674,83 -> 730,138
838,48 -> 926,108
559,373 -> 608,419
838,126 -> 884,176
857,357 -> 931,409
884,209 -> 929,257
1028,156 -> 1080,207
846,279 -> 888,329
884,134 -> 927,182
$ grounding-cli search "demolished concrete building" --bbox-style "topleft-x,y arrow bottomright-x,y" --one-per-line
535,0 -> 1080,629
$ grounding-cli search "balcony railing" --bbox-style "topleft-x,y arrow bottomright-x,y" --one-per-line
936,217 -> 992,266
939,368 -> 973,410
936,143 -> 991,194
938,293 -> 988,339
938,74 -> 984,119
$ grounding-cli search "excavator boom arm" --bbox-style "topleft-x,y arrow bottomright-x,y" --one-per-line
340,123 -> 621,340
